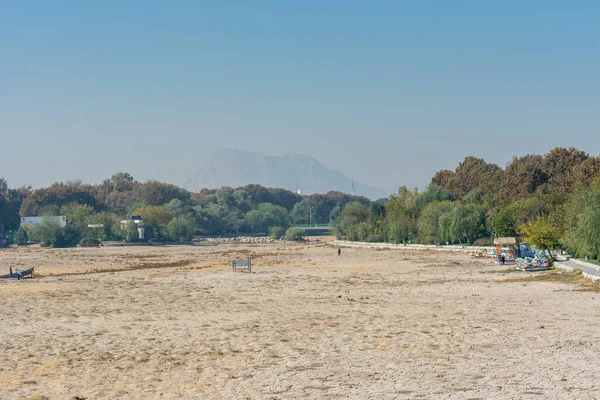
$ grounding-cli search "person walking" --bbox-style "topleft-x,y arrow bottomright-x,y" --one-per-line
338,248 -> 341,256
501,254 -> 506,266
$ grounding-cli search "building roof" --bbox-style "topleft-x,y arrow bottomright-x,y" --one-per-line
494,237 -> 518,245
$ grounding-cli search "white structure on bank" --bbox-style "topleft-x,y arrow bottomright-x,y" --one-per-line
20,216 -> 67,228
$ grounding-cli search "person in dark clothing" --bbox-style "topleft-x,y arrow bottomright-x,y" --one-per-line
501,255 -> 505,265
338,248 -> 341,256
9,266 -> 21,280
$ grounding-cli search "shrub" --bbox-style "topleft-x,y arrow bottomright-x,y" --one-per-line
51,231 -> 68,248
79,237 -> 100,247
285,227 -> 305,241
269,226 -> 285,239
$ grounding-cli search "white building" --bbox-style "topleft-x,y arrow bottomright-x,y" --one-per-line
20,216 -> 67,228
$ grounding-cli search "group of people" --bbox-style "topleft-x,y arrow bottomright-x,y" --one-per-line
8,266 -> 22,280
497,254 -> 506,266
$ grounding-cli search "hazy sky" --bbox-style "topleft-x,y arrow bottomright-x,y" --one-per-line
1,1 -> 599,193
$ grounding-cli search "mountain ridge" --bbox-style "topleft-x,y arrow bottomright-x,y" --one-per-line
184,149 -> 388,199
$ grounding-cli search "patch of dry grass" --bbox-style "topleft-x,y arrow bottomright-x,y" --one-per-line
502,269 -> 600,292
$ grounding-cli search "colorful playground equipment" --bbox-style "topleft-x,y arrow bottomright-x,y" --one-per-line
470,248 -> 508,258
513,252 -> 551,271
471,237 -> 519,260
494,237 -> 517,260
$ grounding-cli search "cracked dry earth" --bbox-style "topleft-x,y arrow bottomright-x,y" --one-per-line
1,242 -> 600,399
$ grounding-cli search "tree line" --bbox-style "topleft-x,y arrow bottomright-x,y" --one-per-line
332,147 -> 600,261
0,173 -> 368,247
2,146 -> 599,259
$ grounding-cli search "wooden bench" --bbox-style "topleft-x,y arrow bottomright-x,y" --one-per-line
232,259 -> 252,272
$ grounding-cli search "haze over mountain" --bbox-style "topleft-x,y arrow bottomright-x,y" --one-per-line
184,149 -> 388,199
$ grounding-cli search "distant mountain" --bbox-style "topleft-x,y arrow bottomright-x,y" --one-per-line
184,149 -> 388,199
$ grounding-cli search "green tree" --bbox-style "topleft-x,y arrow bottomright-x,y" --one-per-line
133,205 -> 173,227
16,227 -> 28,245
245,203 -> 290,234
445,157 -> 503,199
165,199 -> 194,218
417,201 -> 454,244
384,187 -> 419,243
539,147 -> 588,193
105,191 -> 136,216
110,172 -> 135,192
91,212 -> 121,241
291,199 -> 315,224
232,189 -> 252,213
333,202 -> 370,240
498,154 -> 546,204
61,202 -> 95,227
520,216 -> 563,254
133,180 -> 190,206
27,217 -> 62,244
571,156 -> 600,191
124,221 -> 139,242
414,185 -> 454,211
193,205 -> 224,234
562,188 -> 600,259
20,181 -> 98,216
449,202 -> 486,244
215,187 -> 236,209
430,169 -> 455,189
488,204 -> 519,238
0,189 -> 21,231
167,217 -> 195,241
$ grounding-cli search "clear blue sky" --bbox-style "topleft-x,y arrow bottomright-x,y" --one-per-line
1,1 -> 599,193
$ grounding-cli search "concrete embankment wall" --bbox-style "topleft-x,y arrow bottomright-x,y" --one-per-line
333,240 -> 495,253
554,262 -> 600,281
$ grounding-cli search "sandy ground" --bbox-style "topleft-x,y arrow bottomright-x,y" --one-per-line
1,240 -> 600,399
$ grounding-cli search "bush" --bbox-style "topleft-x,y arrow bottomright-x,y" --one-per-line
285,227 -> 305,241
268,226 -> 285,239
79,237 -> 100,247
51,231 -> 69,248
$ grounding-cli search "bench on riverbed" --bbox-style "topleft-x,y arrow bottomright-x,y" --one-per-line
232,259 -> 252,273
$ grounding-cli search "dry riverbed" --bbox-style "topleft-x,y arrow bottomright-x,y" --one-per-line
1,241 -> 599,399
